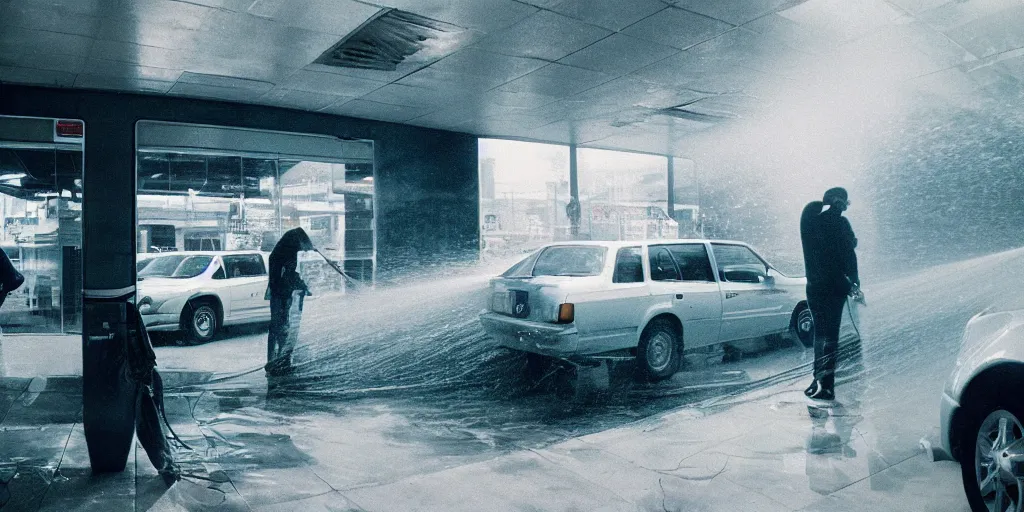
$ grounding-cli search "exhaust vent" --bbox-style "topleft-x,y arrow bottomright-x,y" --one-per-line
315,9 -> 464,71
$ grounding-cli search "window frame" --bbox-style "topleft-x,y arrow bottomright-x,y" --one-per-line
221,253 -> 268,279
612,246 -> 645,284
710,243 -> 770,284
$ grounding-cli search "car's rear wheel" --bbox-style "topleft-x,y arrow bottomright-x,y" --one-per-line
185,301 -> 218,344
637,319 -> 680,382
793,304 -> 814,348
961,396 -> 1024,512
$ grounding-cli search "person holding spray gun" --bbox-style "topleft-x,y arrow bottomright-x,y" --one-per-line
802,187 -> 863,402
266,227 -> 314,378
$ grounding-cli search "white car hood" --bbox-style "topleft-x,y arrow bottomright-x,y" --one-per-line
948,308 -> 1024,398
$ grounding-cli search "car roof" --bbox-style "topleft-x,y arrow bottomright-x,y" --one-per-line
141,250 -> 267,257
536,239 -> 751,249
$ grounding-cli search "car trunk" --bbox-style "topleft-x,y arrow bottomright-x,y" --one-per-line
488,275 -> 603,324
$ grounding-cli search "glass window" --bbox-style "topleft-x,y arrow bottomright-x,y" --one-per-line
578,148 -> 671,241
648,246 -> 680,281
712,244 -> 767,283
665,244 -> 715,282
613,247 -> 644,283
223,254 -> 266,278
532,246 -> 606,277
138,255 -> 186,277
170,255 -> 213,278
212,265 -> 226,280
479,139 -> 570,257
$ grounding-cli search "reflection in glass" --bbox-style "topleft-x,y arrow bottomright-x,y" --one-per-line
578,148 -> 671,242
0,116 -> 83,333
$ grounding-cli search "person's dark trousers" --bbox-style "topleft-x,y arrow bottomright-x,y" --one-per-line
266,293 -> 293,376
807,287 -> 847,392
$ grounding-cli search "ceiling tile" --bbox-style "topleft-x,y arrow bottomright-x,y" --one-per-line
177,71 -> 276,93
885,0 -> 949,15
88,40 -> 187,69
942,5 -> 1024,59
558,33 -> 679,75
6,0 -> 106,17
247,0 -> 380,36
283,69 -> 385,96
107,0 -> 218,31
259,88 -> 345,111
544,0 -> 668,31
495,63 -> 613,98
83,58 -> 182,81
0,51 -> 86,75
378,0 -> 540,33
73,73 -> 175,93
97,18 -> 199,50
321,99 -> 433,123
167,81 -> 267,103
396,67 -> 507,92
917,0 -> 1019,32
303,61 -> 431,84
178,54 -> 298,84
622,7 -> 734,50
360,83 -> 456,108
471,10 -> 612,61
777,0 -> 908,43
426,48 -> 547,83
0,27 -> 94,57
670,0 -> 797,26
0,66 -> 77,87
0,2 -> 102,37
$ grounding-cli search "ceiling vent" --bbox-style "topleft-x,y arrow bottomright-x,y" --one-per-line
315,9 -> 464,71
656,98 -> 741,122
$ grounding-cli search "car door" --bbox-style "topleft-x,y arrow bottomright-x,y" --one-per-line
711,243 -> 790,342
646,243 -> 722,348
220,254 -> 268,320
572,246 -> 652,355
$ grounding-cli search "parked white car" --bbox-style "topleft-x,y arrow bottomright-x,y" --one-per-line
136,251 -> 271,342
479,240 -> 812,381
939,307 -> 1024,511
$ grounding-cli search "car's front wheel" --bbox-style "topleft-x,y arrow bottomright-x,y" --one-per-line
185,301 -> 219,344
637,319 -> 680,381
961,397 -> 1024,512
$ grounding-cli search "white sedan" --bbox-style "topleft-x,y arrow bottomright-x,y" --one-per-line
939,307 -> 1024,511
136,251 -> 271,343
479,240 -> 812,381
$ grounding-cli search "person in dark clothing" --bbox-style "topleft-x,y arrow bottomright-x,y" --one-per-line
0,247 -> 24,310
266,228 -> 313,377
802,187 -> 860,401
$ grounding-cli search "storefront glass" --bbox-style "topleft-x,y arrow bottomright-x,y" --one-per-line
0,115 -> 84,333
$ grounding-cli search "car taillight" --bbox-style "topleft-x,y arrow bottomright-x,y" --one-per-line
56,120 -> 84,138
557,303 -> 574,324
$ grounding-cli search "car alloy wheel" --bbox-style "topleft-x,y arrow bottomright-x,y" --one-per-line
637,319 -> 679,381
973,409 -> 1024,512
189,303 -> 218,342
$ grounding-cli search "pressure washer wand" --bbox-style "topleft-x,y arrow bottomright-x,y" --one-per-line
312,248 -> 366,288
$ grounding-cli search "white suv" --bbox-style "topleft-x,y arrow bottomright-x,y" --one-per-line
939,307 -> 1024,511
136,251 -> 271,343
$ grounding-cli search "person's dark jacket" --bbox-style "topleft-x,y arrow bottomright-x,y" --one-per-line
268,228 -> 313,298
0,247 -> 24,309
802,203 -> 859,296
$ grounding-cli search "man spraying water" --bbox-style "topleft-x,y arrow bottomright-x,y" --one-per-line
802,187 -> 862,402
266,227 -> 314,378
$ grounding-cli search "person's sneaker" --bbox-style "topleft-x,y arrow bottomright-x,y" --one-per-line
808,387 -> 835,401
804,380 -> 820,398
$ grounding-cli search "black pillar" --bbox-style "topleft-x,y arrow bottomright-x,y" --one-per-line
80,112 -> 138,472
667,155 -> 675,219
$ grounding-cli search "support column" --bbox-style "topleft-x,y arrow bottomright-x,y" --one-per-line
667,155 -> 675,219
568,145 -> 580,240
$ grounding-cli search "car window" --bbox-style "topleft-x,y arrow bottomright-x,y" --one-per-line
666,244 -> 715,282
648,247 -> 681,281
500,251 -> 539,278
612,247 -> 643,283
171,256 -> 213,278
712,244 -> 767,283
138,255 -> 186,277
532,246 -> 606,277
223,254 -> 267,278
212,265 -> 226,280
